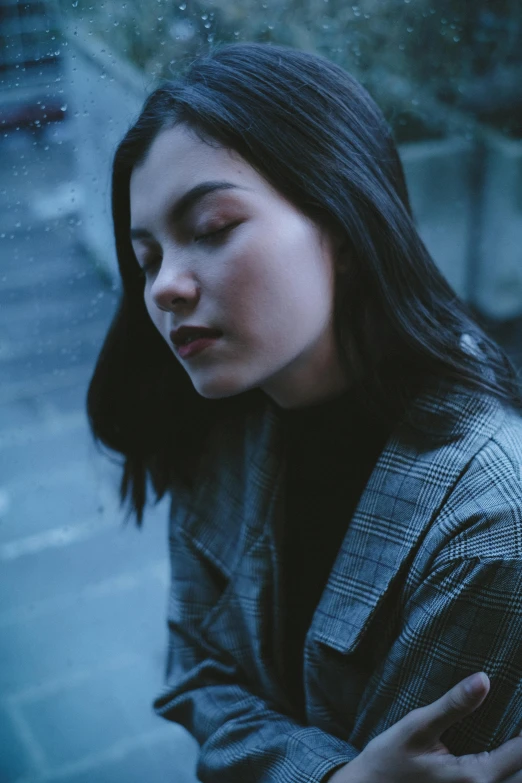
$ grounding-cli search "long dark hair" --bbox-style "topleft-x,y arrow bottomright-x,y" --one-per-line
87,42 -> 521,523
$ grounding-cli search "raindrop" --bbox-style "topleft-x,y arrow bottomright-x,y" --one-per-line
407,26 -> 413,33
61,104 -> 68,112
170,20 -> 194,41
179,2 -> 186,8
453,35 -> 461,42
72,0 -> 78,5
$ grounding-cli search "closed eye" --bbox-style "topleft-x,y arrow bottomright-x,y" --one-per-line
138,253 -> 162,278
194,222 -> 241,245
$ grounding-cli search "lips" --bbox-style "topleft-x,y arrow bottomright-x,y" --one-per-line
170,326 -> 222,348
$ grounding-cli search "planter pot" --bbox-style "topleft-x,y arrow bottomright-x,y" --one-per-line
400,138 -> 474,300
64,29 -> 151,279
474,130 -> 522,320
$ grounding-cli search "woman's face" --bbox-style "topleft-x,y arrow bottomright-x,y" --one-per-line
130,124 -> 348,408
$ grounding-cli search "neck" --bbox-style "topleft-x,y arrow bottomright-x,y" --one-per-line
262,343 -> 350,410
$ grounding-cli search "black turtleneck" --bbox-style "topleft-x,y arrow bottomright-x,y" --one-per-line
276,386 -> 395,714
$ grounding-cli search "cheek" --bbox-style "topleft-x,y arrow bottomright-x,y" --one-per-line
221,229 -> 333,348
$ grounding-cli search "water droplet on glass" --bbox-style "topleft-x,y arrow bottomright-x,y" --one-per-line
179,2 -> 186,8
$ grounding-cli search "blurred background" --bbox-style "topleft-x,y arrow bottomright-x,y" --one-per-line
0,1 -> 521,781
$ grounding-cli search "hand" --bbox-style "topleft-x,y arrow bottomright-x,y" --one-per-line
329,672 -> 522,783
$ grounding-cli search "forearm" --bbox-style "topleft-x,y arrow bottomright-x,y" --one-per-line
154,655 -> 358,783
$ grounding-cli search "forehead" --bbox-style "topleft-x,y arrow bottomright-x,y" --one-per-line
130,125 -> 265,224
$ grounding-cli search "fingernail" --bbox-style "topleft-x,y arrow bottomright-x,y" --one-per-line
464,672 -> 489,697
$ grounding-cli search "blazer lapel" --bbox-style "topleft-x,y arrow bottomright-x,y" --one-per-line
308,386 -> 504,655
180,401 -> 283,575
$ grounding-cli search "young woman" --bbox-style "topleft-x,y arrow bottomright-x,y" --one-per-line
88,43 -> 522,783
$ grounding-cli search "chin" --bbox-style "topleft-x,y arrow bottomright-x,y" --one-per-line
190,373 -> 253,400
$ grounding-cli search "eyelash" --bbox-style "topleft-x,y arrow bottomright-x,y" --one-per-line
194,222 -> 239,244
136,222 -> 240,278
137,255 -> 161,278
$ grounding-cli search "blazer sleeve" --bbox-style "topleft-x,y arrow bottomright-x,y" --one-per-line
350,518 -> 522,753
153,522 -> 358,783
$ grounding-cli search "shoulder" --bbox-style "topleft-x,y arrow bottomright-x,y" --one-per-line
488,403 -> 522,476
406,388 -> 522,564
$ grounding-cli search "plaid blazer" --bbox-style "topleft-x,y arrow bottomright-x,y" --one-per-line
154,385 -> 522,783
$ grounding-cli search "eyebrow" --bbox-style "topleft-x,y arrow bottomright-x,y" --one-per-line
130,180 -> 245,240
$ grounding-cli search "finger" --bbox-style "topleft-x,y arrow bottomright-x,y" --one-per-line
410,673 -> 490,744
503,774 -> 522,783
482,735 -> 522,782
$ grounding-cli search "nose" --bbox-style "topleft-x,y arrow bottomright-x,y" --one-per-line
150,255 -> 200,314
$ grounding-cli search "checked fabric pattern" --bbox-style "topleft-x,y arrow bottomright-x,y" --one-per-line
154,385 -> 522,783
